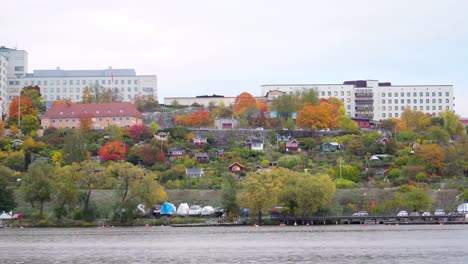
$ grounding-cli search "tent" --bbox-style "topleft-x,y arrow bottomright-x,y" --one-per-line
0,211 -> 13,220
160,202 -> 176,215
201,206 -> 215,216
177,203 -> 190,216
457,203 -> 468,213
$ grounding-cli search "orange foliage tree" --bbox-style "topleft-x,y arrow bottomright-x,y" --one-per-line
79,112 -> 93,131
296,101 -> 339,130
8,97 -> 34,125
233,92 -> 257,115
99,141 -> 127,161
415,144 -> 444,174
174,108 -> 211,127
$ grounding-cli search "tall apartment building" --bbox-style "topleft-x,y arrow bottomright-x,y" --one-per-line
0,46 -> 157,118
261,80 -> 454,120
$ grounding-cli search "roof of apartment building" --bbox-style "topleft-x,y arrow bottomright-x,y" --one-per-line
30,68 -> 136,78
41,102 -> 142,119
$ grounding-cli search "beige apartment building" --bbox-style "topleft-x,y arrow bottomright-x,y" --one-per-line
40,102 -> 142,130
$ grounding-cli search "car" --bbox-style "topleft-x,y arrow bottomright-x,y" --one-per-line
409,212 -> 420,217
434,209 -> 445,216
422,211 -> 432,217
352,211 -> 368,217
448,212 -> 462,217
397,210 -> 408,217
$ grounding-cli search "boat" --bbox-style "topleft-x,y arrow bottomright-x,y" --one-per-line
188,205 -> 202,216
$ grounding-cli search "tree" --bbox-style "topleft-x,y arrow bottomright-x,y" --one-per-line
0,166 -> 16,212
339,116 -> 359,133
127,124 -> 146,143
149,121 -> 159,135
271,93 -> 300,119
21,161 -> 53,219
299,90 -> 319,106
79,112 -> 93,131
233,92 -> 257,115
7,96 -> 33,126
278,155 -> 302,169
297,102 -> 338,130
134,96 -> 159,112
415,144 -> 444,173
21,86 -> 45,113
99,141 -> 127,161
403,189 -> 432,212
62,130 -> 89,165
221,173 -> 239,220
238,168 -> 288,224
20,115 -> 40,136
425,126 -> 450,144
75,161 -> 106,220
400,107 -> 431,131
439,110 -> 464,136
51,165 -> 80,219
295,174 -> 335,216
81,86 -> 95,103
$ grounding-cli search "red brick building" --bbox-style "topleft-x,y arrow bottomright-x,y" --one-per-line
40,102 -> 142,130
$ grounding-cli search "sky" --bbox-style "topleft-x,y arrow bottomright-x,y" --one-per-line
2,0 -> 468,116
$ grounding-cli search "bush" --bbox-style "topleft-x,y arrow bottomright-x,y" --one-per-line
335,179 -> 357,189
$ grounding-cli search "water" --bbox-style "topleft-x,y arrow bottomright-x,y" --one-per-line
1,225 -> 468,263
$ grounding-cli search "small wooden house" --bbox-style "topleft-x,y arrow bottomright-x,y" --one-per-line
193,136 -> 207,146
228,162 -> 245,173
286,139 -> 300,151
186,168 -> 204,178
193,152 -> 210,163
169,148 -> 185,158
245,138 -> 264,151
321,142 -> 340,152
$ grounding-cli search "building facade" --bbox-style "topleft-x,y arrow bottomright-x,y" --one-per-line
261,80 -> 454,120
40,102 -> 142,130
0,46 -> 157,117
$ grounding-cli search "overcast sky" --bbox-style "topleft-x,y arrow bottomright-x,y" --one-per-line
2,0 -> 468,116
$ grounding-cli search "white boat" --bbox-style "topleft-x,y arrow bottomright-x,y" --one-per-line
177,203 -> 190,217
201,206 -> 215,216
188,205 -> 202,216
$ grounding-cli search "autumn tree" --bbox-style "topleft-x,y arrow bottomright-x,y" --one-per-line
99,141 -> 127,161
79,112 -> 93,131
62,130 -> 89,165
233,92 -> 257,115
7,97 -> 33,126
415,144 -> 444,173
296,101 -> 338,130
400,107 -> 431,131
21,85 -> 45,114
439,110 -> 464,136
127,124 -> 146,143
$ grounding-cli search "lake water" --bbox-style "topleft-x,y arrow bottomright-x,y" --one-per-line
1,225 -> 468,263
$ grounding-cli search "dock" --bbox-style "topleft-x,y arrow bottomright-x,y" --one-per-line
273,215 -> 468,225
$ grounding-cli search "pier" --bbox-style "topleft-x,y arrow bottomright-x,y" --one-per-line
272,215 -> 468,225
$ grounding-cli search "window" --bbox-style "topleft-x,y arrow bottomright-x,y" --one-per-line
401,92 -> 404,97
347,105 -> 351,109
114,80 -> 118,84
432,106 -> 436,110
51,88 -> 54,92
394,93 -> 398,97
426,92 -> 429,96
413,92 -> 417,97
420,92 -> 423,97
126,116 -> 130,120
341,98 -> 344,102
347,98 -> 351,102
382,113 -> 386,118
426,99 -> 429,103
52,119 -> 56,123
31,81 -> 35,85
127,87 -> 131,92
134,87 -> 138,92
102,80 -> 105,84
401,99 -> 404,104
413,106 -> 417,110
446,99 -> 449,103
121,80 -> 124,84
340,91 -> 344,96
419,106 -> 423,110
395,106 -> 398,110
382,106 -> 386,111
347,91 -> 351,96
44,80 -> 48,85
446,92 -> 449,96
446,106 -> 450,110
388,99 -> 392,104
389,106 -> 392,111
112,117 -> 116,121
395,100 -> 398,104
69,80 -> 72,85
438,99 -> 442,103
419,99 -> 423,103
127,80 -> 131,84
432,99 -> 436,103
76,87 -> 80,92
439,106 -> 442,110
38,81 -> 42,85
65,119 -> 69,123
328,91 -> 331,96
407,92 -> 411,97
432,92 -> 436,96
388,92 -> 392,97
63,80 -> 67,85
108,80 -> 111,84
14,66 -> 24,71
413,99 -> 417,103
321,91 -> 325,96
438,92 -> 442,96
382,93 -> 385,97
72,118 -> 75,122
134,80 -> 138,84
57,88 -> 60,92
426,106 -> 429,110
382,99 -> 386,104
395,113 -> 399,117
334,91 -> 338,96
389,113 -> 392,117
99,117 -> 103,122
119,117 -> 123,121
76,95 -> 79,100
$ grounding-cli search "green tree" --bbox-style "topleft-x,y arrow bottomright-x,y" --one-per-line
149,121 -> 159,135
21,161 -> 54,219
20,115 -> 40,136
425,126 -> 450,144
221,173 -> 239,220
238,168 -> 288,224
295,174 -> 335,216
403,189 -> 432,212
51,165 -> 80,219
76,160 -> 106,220
271,93 -> 300,120
81,86 -> 95,103
62,130 -> 89,165
339,116 -> 359,133
439,110 -> 464,136
299,89 -> 319,106
0,166 -> 16,212
278,155 -> 302,169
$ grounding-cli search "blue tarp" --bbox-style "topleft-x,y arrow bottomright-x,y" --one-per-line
160,202 -> 176,215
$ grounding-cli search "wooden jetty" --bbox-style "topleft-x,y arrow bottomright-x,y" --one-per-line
273,215 -> 468,225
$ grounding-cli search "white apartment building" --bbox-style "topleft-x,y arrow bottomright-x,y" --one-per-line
261,80 -> 454,120
0,46 -> 157,117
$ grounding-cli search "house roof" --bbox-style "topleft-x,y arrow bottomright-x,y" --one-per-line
246,138 -> 264,144
41,102 -> 142,119
194,153 -> 209,158
169,148 -> 185,152
186,168 -> 203,174
228,162 -> 244,169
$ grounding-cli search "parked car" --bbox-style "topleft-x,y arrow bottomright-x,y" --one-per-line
352,211 -> 368,217
434,209 -> 446,216
188,205 -> 202,216
448,212 -> 463,217
397,211 -> 408,217
422,211 -> 432,217
409,212 -> 420,217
